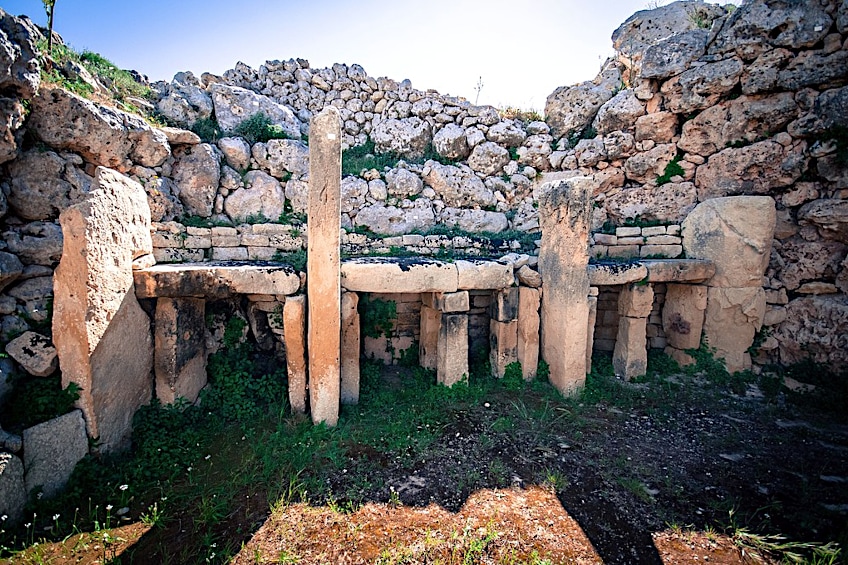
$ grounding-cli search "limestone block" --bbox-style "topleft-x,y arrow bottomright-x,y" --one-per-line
23,410 -> 88,498
283,295 -> 308,414
618,284 -> 654,318
135,263 -> 300,298
665,346 -> 696,367
455,259 -> 514,290
613,316 -> 647,380
211,247 -> 249,261
703,286 -> 766,373
640,244 -> 682,258
587,262 -> 647,286
681,196 -> 776,288
154,298 -> 206,404
307,107 -> 342,426
518,287 -> 541,381
341,258 -> 458,293
774,296 -> 848,371
662,284 -> 707,351
538,177 -> 592,395
53,168 -> 153,452
586,295 -> 598,374
435,291 -> 470,313
5,331 -> 58,377
642,259 -> 715,283
437,314 -> 468,387
490,287 -> 520,322
0,453 -> 26,525
490,319 -> 518,379
516,265 -> 542,288
419,304 -> 440,370
340,292 -> 360,405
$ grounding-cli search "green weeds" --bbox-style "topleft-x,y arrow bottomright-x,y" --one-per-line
232,112 -> 294,145
656,155 -> 685,185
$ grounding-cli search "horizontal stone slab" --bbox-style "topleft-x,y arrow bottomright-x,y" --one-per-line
588,262 -> 648,286
642,258 -> 715,283
456,259 -> 514,290
134,261 -> 300,298
341,257 -> 458,293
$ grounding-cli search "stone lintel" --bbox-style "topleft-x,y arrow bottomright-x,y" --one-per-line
641,259 -> 715,283
587,262 -> 647,286
134,262 -> 300,298
456,260 -> 514,290
341,257 -> 458,293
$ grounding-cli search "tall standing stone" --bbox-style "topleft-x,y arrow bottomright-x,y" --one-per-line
437,314 -> 469,387
340,291 -> 360,405
307,107 -> 342,426
538,177 -> 593,396
419,304 -> 441,370
53,168 -> 154,452
586,290 -> 598,374
283,295 -> 308,414
517,287 -> 541,380
154,298 -> 207,404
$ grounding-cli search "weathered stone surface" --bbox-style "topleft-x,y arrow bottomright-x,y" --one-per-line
682,196 -> 776,287
779,50 -> 848,91
154,298 -> 206,404
613,316 -> 647,380
775,237 -> 847,291
419,304 -> 440,371
171,143 -> 221,217
798,199 -> 848,244
545,64 -> 621,139
662,284 -> 707,350
640,29 -> 709,80
678,93 -> 799,156
136,262 -> 300,297
618,284 -> 653,318
787,86 -> 848,138
0,8 -> 40,99
283,295 -> 308,414
775,295 -> 848,371
423,162 -> 495,208
818,154 -> 848,188
342,258 -> 458,293
22,410 -> 88,497
159,126 -> 201,146
487,120 -> 527,147
386,168 -> 423,197
218,136 -> 251,170
431,291 -> 469,313
603,131 -> 636,161
624,143 -> 676,184
456,260 -> 513,290
635,112 -> 677,143
642,259 -> 715,283
586,294 -> 597,374
517,265 -> 542,288
308,107 -> 342,426
438,314 -> 468,387
210,83 -> 301,138
0,97 -> 24,164
6,150 -> 84,221
518,287 -> 541,381
154,72 -> 213,127
694,141 -> 805,200
0,452 -> 25,525
518,134 -> 553,171
587,262 -> 647,286
371,117 -> 431,159
468,141 -> 510,176
54,168 -> 153,452
592,89 -> 644,135
432,123 -> 469,160
0,250 -> 23,292
662,58 -> 744,114
490,287 -> 520,323
3,221 -> 63,266
703,286 -> 766,373
490,319 -> 518,379
354,201 -> 435,235
538,177 -> 592,395
605,182 -> 697,224
224,170 -> 285,223
29,87 -> 169,171
441,207 -> 507,234
267,139 -> 309,178
144,177 -> 184,222
340,292 -> 360,405
5,331 -> 57,377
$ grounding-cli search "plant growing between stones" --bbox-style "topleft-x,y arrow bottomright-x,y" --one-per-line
231,112 -> 292,145
358,295 -> 397,339
656,155 -> 685,185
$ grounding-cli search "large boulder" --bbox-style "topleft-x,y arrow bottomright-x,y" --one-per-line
385,168 -> 423,198
22,410 -> 89,498
467,141 -> 510,176
518,135 -> 554,171
224,170 -> 285,222
53,168 -> 154,452
788,86 -> 848,138
143,177 -> 184,222
681,195 -> 776,288
775,237 -> 846,291
6,150 -> 90,220
0,8 -> 41,99
171,143 -> 221,217
371,117 -> 432,160
661,57 -> 744,114
592,89 -> 645,135
486,120 -> 527,147
423,161 -> 495,208
2,221 -> 63,266
440,208 -> 508,234
775,296 -> 848,372
29,87 -> 170,171
694,141 -> 806,200
5,331 -> 57,377
640,29 -> 709,80
0,97 -> 24,164
605,182 -> 697,224
623,143 -> 676,184
217,136 -> 251,170
153,71 -> 214,127
0,251 -> 22,292
703,286 -> 765,373
266,138 -> 309,178
545,64 -> 621,140
353,201 -> 435,236
432,123 -> 470,160
210,83 -> 301,138
678,93 -> 798,156
776,50 -> 848,92
798,199 -> 848,244
0,452 -> 25,525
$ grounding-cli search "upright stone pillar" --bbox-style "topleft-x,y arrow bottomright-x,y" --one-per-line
613,283 -> 654,379
340,291 -> 360,405
419,304 -> 441,370
154,297 -> 206,404
307,107 -> 342,425
517,287 -> 541,380
538,177 -> 592,396
662,283 -> 707,366
437,314 -> 468,387
489,288 -> 519,378
586,287 -> 598,374
283,295 -> 308,414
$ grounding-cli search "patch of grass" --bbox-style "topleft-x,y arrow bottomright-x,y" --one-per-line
342,138 -> 399,177
232,112 -> 294,145
656,155 -> 685,185
273,248 -> 307,271
0,375 -> 81,433
498,106 -> 543,124
79,50 -> 150,101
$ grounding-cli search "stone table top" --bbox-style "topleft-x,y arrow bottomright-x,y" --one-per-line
134,261 -> 301,298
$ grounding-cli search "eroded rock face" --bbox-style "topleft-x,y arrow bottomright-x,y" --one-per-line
210,83 -> 301,138
640,29 -> 709,80
624,143 -> 676,184
661,57 -> 744,114
224,170 -> 285,222
467,141 -> 509,176
775,295 -> 848,371
3,221 -> 63,266
5,331 -> 57,377
53,167 -> 153,452
217,136 -> 251,170
487,120 -> 527,147
0,251 -> 22,292
440,207 -> 508,234
592,89 -> 645,135
266,138 -> 309,178
432,123 -> 469,160
7,150 -> 78,220
775,237 -> 847,291
0,452 -> 25,525
153,71 -> 213,127
545,64 -> 621,140
22,410 -> 89,498
423,161 -> 495,208
703,286 -> 765,373
385,168 -> 423,197
354,200 -> 435,235
694,141 -> 806,200
0,8 -> 41,99
605,182 -> 697,224
171,143 -> 221,217
143,177 -> 184,222
0,97 -> 24,164
788,86 -> 848,137
371,117 -> 432,159
798,199 -> 848,243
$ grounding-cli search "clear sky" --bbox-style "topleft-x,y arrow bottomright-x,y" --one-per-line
3,0 -> 731,111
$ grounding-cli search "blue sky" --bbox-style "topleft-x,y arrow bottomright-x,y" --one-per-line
3,0 -> 730,110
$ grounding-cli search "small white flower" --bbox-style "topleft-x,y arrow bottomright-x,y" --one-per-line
1,515 -> 7,522
205,455 -> 211,460
187,467 -> 192,472
106,505 -> 113,511
52,514 -> 60,521
37,492 -> 43,499
24,523 -> 31,528
119,484 -> 128,491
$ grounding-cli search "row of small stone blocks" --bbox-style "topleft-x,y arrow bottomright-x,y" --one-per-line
590,224 -> 683,260
594,285 -> 669,352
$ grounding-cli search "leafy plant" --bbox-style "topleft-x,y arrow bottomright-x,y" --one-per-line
190,116 -> 223,143
656,155 -> 685,185
358,295 -> 397,339
79,50 -> 149,101
232,112 -> 293,145
1,376 -> 81,432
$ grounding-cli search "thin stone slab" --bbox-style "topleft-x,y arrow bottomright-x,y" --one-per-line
23,410 -> 88,498
587,262 -> 647,286
456,260 -> 514,290
642,259 -> 715,282
518,287 -> 541,381
341,257 -> 458,293
613,317 -> 648,380
340,292 -> 360,405
437,314 -> 468,387
490,319 -> 519,378
419,304 -> 440,370
0,452 -> 25,525
135,261 -> 300,298
154,297 -> 206,404
586,295 -> 598,374
283,295 -> 308,414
